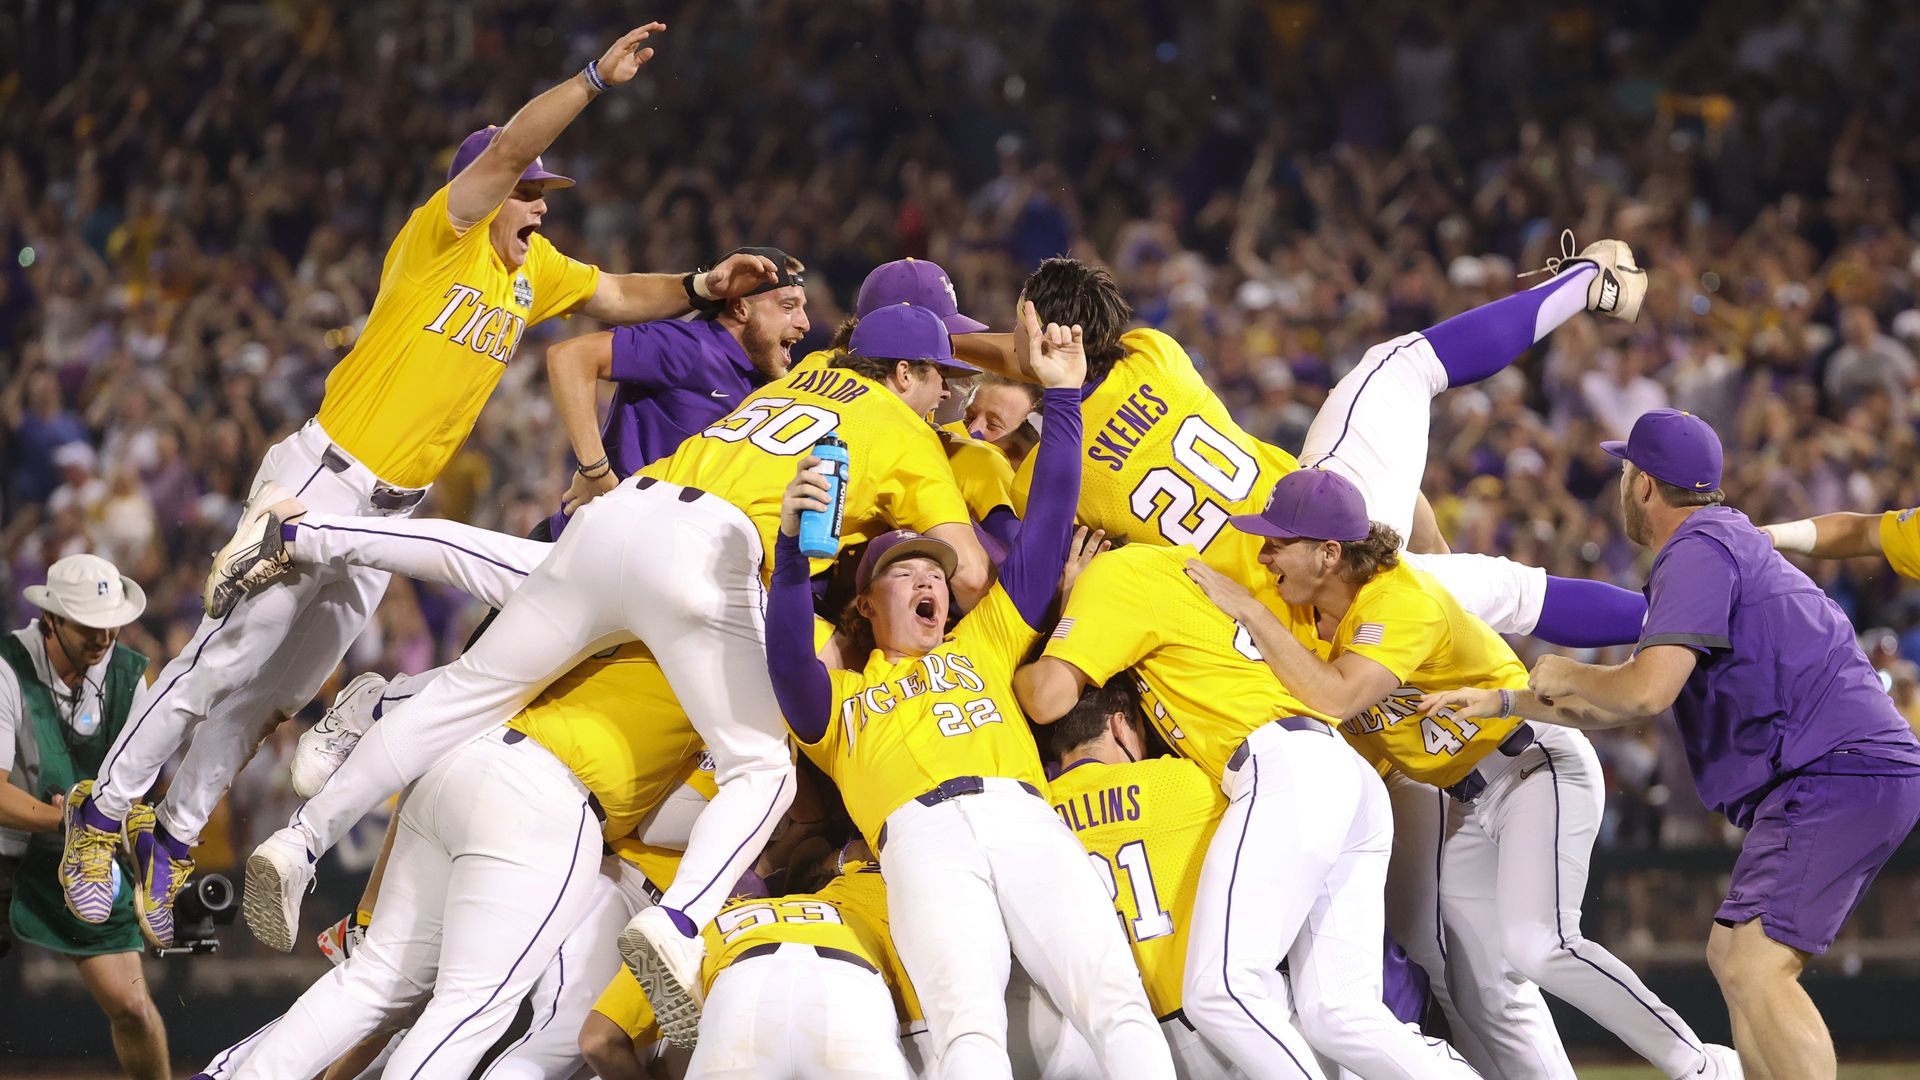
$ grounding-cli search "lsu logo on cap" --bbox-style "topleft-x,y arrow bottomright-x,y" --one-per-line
97,580 -> 110,596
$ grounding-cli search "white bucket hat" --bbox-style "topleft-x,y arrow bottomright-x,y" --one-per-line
23,553 -> 147,630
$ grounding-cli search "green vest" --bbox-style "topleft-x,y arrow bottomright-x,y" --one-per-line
0,633 -> 147,955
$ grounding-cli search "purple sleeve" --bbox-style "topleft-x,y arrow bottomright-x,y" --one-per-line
980,505 -> 1021,550
607,322 -> 713,389
998,387 -> 1083,628
767,532 -> 833,743
1638,536 -> 1735,654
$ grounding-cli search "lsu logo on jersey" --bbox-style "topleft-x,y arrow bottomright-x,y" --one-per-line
422,282 -> 528,364
1342,684 -> 1423,738
513,273 -> 533,309
838,651 -> 993,748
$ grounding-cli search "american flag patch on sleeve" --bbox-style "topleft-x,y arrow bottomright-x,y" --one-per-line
1051,618 -> 1075,640
1350,623 -> 1385,647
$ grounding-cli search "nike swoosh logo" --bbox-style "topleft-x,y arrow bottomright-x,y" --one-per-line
709,390 -> 729,399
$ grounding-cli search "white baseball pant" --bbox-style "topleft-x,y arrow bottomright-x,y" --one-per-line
1005,963 -> 1257,1080
880,781 -> 1176,1080
88,419 -> 414,841
685,942 -> 912,1079
1440,724 -> 1712,1079
233,728 -> 603,1078
1183,719 -> 1479,1080
285,476 -> 795,928
1383,772 -> 1574,1079
1300,332 -> 1548,636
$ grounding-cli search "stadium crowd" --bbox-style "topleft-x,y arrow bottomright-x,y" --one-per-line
3,0 -> 1920,881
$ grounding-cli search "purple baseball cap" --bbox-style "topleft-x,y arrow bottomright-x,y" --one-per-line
855,529 -> 959,593
1600,408 -> 1723,492
448,127 -> 574,190
857,259 -> 989,334
1228,469 -> 1371,542
848,303 -> 979,372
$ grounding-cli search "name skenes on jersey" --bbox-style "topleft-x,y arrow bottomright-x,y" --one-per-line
318,183 -> 599,488
1044,544 -> 1334,783
1051,757 -> 1225,1019
1321,561 -> 1527,788
1882,508 -> 1920,580
1013,328 -> 1300,594
641,363 -> 970,575
801,588 -> 1049,847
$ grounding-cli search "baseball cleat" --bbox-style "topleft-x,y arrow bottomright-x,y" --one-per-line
243,827 -> 316,953
1697,1044 -> 1744,1079
1523,228 -> 1646,324
204,483 -> 303,618
124,803 -> 194,950
619,906 -> 707,1049
58,782 -> 121,925
316,909 -> 370,967
291,672 -> 387,798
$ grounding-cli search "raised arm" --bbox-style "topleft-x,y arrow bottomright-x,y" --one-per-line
767,458 -> 837,743
448,24 -> 666,226
996,304 -> 1087,626
577,252 -> 778,324
1763,511 -> 1885,561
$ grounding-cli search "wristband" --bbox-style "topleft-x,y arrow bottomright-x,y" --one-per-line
576,455 -> 611,478
682,269 -> 715,307
1765,519 -> 1817,555
1498,688 -> 1514,719
582,59 -> 609,94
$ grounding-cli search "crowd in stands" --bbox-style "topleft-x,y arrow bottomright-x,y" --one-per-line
5,0 -> 1920,877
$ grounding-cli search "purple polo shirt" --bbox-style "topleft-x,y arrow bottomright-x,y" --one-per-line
1638,506 -> 1920,827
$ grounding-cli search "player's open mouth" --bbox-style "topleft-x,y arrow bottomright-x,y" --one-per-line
516,224 -> 537,244
914,597 -> 938,624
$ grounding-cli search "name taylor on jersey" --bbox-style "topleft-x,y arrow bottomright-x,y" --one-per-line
1087,382 -> 1172,472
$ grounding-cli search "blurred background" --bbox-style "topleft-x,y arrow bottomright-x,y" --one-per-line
3,0 -> 1919,1073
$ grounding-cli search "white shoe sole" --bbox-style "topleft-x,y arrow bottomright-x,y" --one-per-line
243,847 -> 302,953
618,922 -> 702,1049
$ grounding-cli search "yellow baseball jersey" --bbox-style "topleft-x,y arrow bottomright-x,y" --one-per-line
506,642 -> 701,843
641,364 -> 970,575
1321,562 -> 1527,787
1882,508 -> 1920,579
801,586 -> 1050,847
1044,544 -> 1334,782
592,969 -> 661,1041
1013,328 -> 1299,595
701,862 -> 921,1026
941,427 -> 1017,521
317,182 -> 599,488
1050,757 -> 1224,1019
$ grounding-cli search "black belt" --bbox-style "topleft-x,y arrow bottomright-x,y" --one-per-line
735,941 -> 879,975
500,729 -> 606,823
876,776 -> 1043,850
634,475 -> 708,503
321,445 -> 426,513
1443,723 -> 1538,803
1226,716 -> 1332,771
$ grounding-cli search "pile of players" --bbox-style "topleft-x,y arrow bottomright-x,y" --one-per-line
52,23 -> 1920,1080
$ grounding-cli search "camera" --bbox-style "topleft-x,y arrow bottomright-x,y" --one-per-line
151,873 -> 237,957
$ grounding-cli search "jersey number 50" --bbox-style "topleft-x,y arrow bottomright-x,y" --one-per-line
703,397 -> 840,456
1127,416 -> 1258,550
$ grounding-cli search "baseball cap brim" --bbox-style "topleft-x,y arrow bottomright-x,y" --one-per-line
1227,512 -> 1309,539
1599,440 -> 1629,462
521,166 -> 574,190
23,577 -> 148,629
942,312 -> 990,334
934,357 -> 982,376
859,536 -> 960,592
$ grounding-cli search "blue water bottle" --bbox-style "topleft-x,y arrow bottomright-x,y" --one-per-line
798,432 -> 850,559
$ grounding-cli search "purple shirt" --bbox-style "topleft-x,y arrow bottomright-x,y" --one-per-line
603,319 -> 761,477
1639,506 -> 1920,826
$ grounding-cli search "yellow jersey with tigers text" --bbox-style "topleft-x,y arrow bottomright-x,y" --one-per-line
1322,561 -> 1527,788
1882,508 -> 1920,580
1012,328 -> 1299,595
317,183 -> 599,487
801,586 -> 1050,847
1043,544 -> 1334,783
642,364 -> 970,575
1050,756 -> 1225,1018
701,862 -> 922,1026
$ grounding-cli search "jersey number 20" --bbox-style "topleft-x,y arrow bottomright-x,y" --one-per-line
1127,416 -> 1258,550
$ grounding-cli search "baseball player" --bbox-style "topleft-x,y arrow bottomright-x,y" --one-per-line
1014,544 -> 1478,1080
969,242 -> 1651,649
1185,468 -> 1740,1080
57,22 -> 785,947
758,302 -> 1177,1079
1761,505 -> 1920,578
1455,410 -> 1920,1079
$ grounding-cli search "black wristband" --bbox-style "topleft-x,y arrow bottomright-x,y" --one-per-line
681,270 -> 705,307
576,455 -> 611,478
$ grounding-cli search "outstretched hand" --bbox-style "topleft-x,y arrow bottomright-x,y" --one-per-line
1060,526 -> 1109,598
705,251 -> 781,300
1019,301 -> 1086,389
596,23 -> 668,86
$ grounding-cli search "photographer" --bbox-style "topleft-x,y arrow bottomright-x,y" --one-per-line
1,554 -> 169,1079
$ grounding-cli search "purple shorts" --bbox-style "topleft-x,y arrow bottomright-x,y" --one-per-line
1718,765 -> 1920,954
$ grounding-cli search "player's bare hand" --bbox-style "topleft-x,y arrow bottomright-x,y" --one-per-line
1183,558 -> 1258,620
1416,687 -> 1500,721
779,456 -> 833,537
1527,654 -> 1580,703
562,468 -> 619,516
1060,526 -> 1109,598
1019,301 -> 1086,389
597,23 -> 667,85
706,252 -> 780,300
